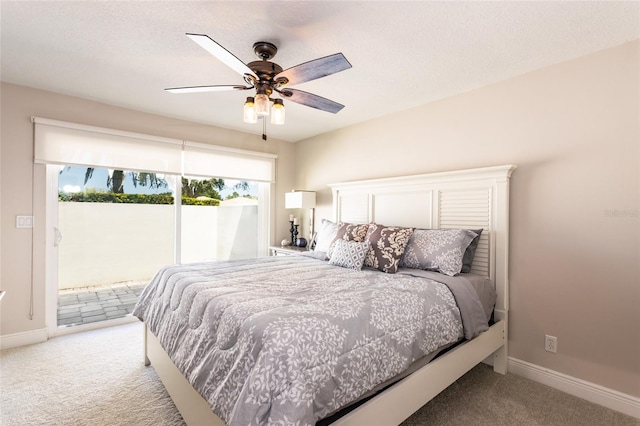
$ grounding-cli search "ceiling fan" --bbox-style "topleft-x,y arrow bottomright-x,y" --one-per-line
166,33 -> 352,139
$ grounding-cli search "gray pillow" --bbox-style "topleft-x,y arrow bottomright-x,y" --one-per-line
400,229 -> 478,276
461,229 -> 483,273
329,239 -> 370,270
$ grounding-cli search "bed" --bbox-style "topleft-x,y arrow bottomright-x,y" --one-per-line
134,164 -> 516,425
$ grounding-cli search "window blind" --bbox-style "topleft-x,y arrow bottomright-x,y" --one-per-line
182,141 -> 276,183
33,118 -> 276,182
33,117 -> 183,174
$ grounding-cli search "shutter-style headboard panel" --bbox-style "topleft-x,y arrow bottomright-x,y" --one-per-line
328,165 -> 516,320
437,188 -> 491,276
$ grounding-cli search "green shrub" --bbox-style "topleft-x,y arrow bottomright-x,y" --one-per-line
58,192 -> 220,206
182,197 -> 220,206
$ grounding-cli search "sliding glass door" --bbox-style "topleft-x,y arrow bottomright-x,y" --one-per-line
55,166 -> 175,328
36,118 -> 274,335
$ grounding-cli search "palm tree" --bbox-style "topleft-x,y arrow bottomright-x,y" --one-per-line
79,167 -> 250,199
131,172 -> 168,191
233,181 -> 250,192
181,177 -> 224,199
181,178 -> 251,200
82,168 -> 167,193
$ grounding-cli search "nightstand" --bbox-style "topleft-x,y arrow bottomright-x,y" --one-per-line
269,245 -> 311,256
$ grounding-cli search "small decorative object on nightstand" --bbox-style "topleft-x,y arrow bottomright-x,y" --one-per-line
292,224 -> 299,245
269,245 -> 310,256
289,219 -> 296,246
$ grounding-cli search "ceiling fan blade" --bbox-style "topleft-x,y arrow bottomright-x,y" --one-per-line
166,85 -> 250,93
186,33 -> 257,79
276,53 -> 351,86
281,89 -> 345,114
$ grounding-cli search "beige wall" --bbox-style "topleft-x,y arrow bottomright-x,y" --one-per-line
295,41 -> 640,397
0,82 -> 295,336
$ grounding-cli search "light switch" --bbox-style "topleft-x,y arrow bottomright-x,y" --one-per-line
16,215 -> 34,228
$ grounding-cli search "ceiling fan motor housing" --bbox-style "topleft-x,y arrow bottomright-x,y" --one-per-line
248,60 -> 283,80
249,42 -> 288,92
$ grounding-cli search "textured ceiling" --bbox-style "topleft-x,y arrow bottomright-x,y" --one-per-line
1,1 -> 638,142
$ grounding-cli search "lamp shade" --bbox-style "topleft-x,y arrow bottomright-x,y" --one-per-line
285,191 -> 316,209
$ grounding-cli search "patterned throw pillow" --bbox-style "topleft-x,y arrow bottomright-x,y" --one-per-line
400,229 -> 478,276
364,224 -> 414,274
327,222 -> 370,258
328,239 -> 371,270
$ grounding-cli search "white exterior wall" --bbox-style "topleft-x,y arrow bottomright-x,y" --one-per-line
58,202 -> 257,289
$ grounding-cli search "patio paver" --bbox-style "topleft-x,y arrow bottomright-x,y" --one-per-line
57,281 -> 147,326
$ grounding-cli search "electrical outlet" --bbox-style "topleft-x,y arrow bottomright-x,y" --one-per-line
545,335 -> 557,353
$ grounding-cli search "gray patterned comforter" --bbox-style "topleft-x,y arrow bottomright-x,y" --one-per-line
133,256 -> 475,426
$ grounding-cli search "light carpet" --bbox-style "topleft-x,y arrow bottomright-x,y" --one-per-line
1,322 -> 638,426
1,322 -> 183,426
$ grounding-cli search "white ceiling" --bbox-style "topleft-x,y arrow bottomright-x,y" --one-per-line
2,1 -> 638,143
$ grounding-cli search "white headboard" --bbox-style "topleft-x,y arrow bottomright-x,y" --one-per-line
328,165 -> 516,321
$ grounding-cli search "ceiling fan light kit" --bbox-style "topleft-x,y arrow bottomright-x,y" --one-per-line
243,97 -> 257,124
271,99 -> 285,125
167,33 -> 351,140
254,92 -> 271,117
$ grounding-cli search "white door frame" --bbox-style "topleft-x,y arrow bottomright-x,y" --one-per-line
44,165 -> 60,335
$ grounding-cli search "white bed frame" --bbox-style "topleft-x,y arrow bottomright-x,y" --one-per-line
143,164 -> 517,426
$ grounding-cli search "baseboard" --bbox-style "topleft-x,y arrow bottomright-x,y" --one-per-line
0,327 -> 48,350
50,315 -> 138,337
508,357 -> 640,420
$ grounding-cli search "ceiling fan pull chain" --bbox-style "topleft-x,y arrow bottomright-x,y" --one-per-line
262,118 -> 267,141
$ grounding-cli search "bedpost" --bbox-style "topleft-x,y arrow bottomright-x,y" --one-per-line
491,165 -> 516,375
144,324 -> 150,366
492,329 -> 508,374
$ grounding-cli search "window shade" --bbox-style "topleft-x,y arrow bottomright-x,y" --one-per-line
33,117 -> 183,174
183,141 -> 276,183
33,118 -> 276,182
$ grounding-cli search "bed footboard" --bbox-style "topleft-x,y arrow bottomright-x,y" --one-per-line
144,320 -> 506,426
